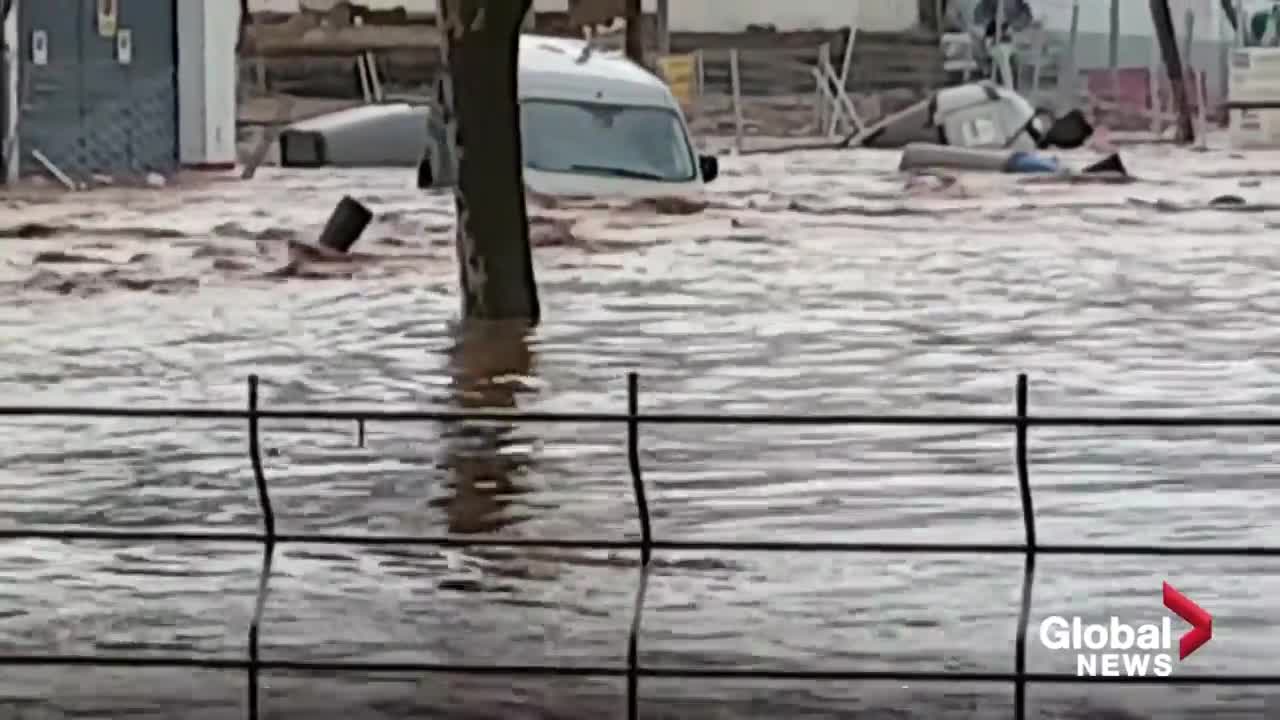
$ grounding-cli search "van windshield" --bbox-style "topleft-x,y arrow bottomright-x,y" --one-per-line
520,100 -> 697,182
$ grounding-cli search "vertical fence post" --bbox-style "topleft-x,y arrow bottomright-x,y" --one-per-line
246,375 -> 278,720
626,372 -> 653,720
729,48 -> 744,154
1013,373 -> 1037,720
1181,10 -> 1196,137
816,42 -> 831,136
1149,39 -> 1163,134
1058,2 -> 1081,113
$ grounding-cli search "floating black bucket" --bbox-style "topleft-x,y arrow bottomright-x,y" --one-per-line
1040,109 -> 1094,150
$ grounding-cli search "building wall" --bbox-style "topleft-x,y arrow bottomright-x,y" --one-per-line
1029,0 -> 1226,40
248,0 -> 920,32
1027,0 -> 1235,107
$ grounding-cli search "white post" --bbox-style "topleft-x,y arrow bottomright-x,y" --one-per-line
1108,0 -> 1120,114
1061,1 -> 1080,110
1028,26 -> 1044,101
838,26 -> 856,92
1149,39 -> 1162,134
356,55 -> 372,104
825,55 -> 841,135
812,69 -> 823,133
816,42 -> 831,135
2,0 -> 18,184
831,25 -> 856,135
821,57 -> 864,135
730,48 -> 744,153
365,50 -> 383,102
1196,69 -> 1209,147
694,49 -> 704,98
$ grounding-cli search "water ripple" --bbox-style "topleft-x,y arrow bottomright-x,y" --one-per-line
2,143 -> 1280,717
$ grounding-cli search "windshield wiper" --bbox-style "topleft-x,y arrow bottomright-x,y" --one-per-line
568,164 -> 666,181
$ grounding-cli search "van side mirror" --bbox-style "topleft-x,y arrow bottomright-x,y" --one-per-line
416,150 -> 433,189
699,154 -> 719,183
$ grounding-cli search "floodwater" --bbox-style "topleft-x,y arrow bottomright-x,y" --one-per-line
2,141 -> 1280,719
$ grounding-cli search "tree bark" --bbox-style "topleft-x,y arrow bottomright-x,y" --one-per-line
439,0 -> 541,324
624,0 -> 643,65
237,0 -> 250,54
1148,0 -> 1195,144
1219,0 -> 1238,34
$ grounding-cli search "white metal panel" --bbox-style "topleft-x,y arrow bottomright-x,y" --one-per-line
1229,46 -> 1280,102
205,0 -> 239,166
1230,107 -> 1280,148
176,0 -> 206,165
177,0 -> 238,168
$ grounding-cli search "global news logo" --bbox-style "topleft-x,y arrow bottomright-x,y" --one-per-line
1038,582 -> 1212,678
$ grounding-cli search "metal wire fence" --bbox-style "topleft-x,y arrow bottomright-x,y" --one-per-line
2,371 -> 1280,719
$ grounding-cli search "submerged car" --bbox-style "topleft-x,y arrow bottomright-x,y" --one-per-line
417,34 -> 719,199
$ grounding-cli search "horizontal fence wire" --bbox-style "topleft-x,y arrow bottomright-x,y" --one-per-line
3,372 -> 1280,719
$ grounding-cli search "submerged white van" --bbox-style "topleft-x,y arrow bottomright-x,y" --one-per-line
418,34 -> 719,198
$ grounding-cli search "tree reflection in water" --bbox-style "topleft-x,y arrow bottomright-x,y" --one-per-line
432,319 -> 540,535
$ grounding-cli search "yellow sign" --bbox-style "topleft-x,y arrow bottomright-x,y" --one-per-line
97,0 -> 118,37
657,54 -> 697,111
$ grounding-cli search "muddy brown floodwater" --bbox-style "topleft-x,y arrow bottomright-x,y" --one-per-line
3,140 -> 1280,718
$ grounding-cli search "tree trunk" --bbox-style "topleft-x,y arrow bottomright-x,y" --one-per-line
439,0 -> 541,324
624,0 -> 643,65
1148,0 -> 1195,144
442,320 -> 535,534
1219,0 -> 1238,34
237,0 -> 250,53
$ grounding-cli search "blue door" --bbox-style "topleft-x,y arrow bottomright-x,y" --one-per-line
114,0 -> 178,173
17,0 -> 81,177
18,0 -> 176,179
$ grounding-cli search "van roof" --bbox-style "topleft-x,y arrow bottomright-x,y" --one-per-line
518,34 -> 675,108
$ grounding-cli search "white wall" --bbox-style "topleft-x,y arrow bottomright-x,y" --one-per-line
1028,0 -> 1227,41
248,0 -> 918,32
663,0 -> 915,33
